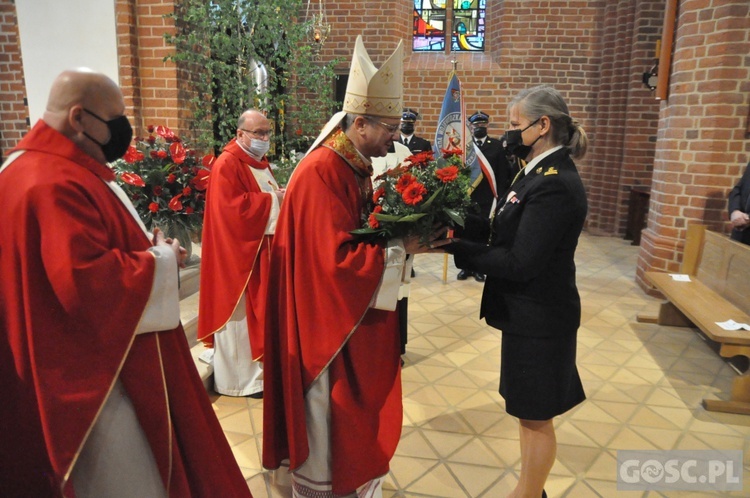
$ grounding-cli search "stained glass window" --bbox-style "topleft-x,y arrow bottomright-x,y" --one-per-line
413,0 -> 485,52
452,0 -> 485,52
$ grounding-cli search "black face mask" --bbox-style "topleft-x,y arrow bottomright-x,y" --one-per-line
472,127 -> 488,140
501,118 -> 540,160
83,109 -> 133,162
400,123 -> 415,135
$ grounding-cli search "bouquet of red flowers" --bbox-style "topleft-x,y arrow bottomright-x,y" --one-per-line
352,150 -> 474,241
112,125 -> 213,235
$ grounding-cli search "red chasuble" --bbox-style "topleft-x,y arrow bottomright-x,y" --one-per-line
262,131 -> 403,494
198,138 -> 274,358
0,122 -> 251,498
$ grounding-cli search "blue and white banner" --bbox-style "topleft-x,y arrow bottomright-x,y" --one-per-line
433,73 -> 466,160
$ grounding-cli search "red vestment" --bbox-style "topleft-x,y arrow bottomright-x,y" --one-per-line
262,132 -> 403,494
198,138 -> 274,358
0,122 -> 252,498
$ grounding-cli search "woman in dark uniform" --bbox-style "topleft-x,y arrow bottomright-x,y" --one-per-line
447,85 -> 588,498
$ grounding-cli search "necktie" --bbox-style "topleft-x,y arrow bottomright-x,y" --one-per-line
404,137 -> 409,146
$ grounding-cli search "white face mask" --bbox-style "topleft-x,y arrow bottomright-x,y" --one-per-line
249,138 -> 270,158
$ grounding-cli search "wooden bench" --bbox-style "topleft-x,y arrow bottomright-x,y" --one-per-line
637,224 -> 750,415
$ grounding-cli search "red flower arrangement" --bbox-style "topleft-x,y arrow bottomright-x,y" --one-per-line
112,125 -> 213,234
352,150 -> 474,241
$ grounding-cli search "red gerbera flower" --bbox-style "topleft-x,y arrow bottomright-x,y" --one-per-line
395,173 -> 417,194
441,147 -> 463,159
401,181 -> 427,205
372,187 -> 385,203
368,205 -> 383,228
405,151 -> 434,168
435,165 -> 459,183
148,202 -> 159,213
167,173 -> 176,184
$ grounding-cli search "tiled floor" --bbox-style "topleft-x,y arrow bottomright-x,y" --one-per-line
210,233 -> 750,497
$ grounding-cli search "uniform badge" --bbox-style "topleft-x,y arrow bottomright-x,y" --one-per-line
544,167 -> 558,176
535,167 -> 542,175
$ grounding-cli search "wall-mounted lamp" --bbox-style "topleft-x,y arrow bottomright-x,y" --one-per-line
642,40 -> 660,92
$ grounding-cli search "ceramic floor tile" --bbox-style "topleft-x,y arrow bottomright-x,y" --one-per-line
200,235 -> 750,496
446,462 -> 502,497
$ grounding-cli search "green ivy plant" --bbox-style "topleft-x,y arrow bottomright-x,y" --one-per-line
164,0 -> 340,164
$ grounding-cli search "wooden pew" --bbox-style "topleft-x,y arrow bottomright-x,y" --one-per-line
637,224 -> 750,415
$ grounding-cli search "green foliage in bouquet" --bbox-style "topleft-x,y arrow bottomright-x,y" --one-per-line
352,151 -> 475,242
111,125 -> 212,233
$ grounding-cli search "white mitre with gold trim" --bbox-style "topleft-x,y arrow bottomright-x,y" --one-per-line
306,35 -> 404,154
343,35 -> 403,118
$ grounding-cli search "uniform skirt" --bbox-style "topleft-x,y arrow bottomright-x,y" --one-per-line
499,331 -> 585,420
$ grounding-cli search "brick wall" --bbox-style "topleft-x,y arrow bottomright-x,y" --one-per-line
0,0 -> 27,161
586,0 -> 664,238
2,0 -> 749,290
636,0 -> 750,284
116,0 -> 184,139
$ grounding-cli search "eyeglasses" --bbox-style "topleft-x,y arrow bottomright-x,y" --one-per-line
367,119 -> 400,134
239,128 -> 273,139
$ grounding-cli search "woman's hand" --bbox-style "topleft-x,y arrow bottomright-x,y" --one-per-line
403,226 -> 452,254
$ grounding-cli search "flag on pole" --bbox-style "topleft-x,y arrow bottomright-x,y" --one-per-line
433,73 -> 465,158
434,72 -> 466,284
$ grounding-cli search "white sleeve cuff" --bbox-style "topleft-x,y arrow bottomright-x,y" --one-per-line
371,239 -> 406,311
136,246 -> 181,334
265,191 -> 280,235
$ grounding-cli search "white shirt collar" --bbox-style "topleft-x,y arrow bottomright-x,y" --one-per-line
523,145 -> 563,175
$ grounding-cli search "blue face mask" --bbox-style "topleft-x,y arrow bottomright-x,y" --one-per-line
83,109 -> 133,162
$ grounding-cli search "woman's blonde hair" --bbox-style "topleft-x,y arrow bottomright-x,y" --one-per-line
508,85 -> 588,159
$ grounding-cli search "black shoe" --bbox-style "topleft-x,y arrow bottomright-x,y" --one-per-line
410,268 -> 416,278
248,391 -> 263,399
457,269 -> 470,280
473,272 -> 485,282
542,490 -> 547,498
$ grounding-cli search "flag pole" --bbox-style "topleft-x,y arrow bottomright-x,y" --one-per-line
443,58 -> 460,284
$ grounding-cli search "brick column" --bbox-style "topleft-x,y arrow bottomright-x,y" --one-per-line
116,0 -> 184,139
0,0 -> 28,160
636,0 -> 750,286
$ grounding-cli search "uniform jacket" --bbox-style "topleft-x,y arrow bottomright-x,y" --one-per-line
451,147 -> 588,337
728,161 -> 750,245
471,137 -> 514,218
397,134 -> 431,153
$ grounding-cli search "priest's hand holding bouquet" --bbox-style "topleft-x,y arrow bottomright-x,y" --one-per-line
352,149 -> 475,251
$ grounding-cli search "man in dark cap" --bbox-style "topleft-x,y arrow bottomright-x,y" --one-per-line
396,108 -> 432,153
460,111 -> 514,282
